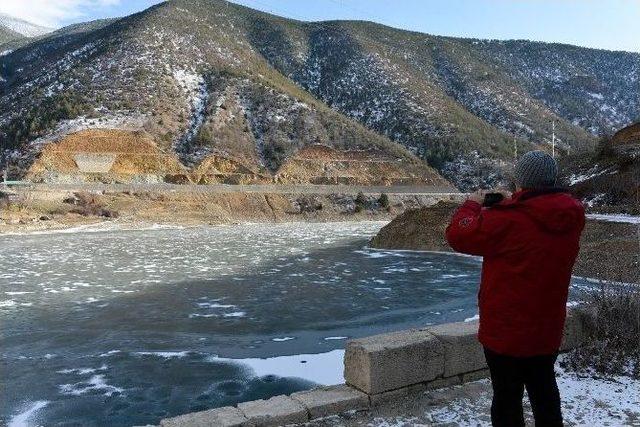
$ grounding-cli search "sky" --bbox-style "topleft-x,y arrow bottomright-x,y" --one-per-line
0,0 -> 638,53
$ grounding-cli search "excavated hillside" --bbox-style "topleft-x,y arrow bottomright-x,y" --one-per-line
25,128 -> 448,186
561,122 -> 640,213
26,129 -> 188,183
1,0 -> 638,188
611,122 -> 640,146
275,145 -> 444,186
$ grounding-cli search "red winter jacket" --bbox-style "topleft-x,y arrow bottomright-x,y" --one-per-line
446,189 -> 585,357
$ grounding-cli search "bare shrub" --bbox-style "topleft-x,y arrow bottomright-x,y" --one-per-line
295,196 -> 323,214
378,193 -> 390,209
67,192 -> 119,218
563,283 -> 640,379
354,192 -> 369,213
0,191 -> 8,210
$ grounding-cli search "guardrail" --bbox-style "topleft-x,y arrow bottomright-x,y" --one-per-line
159,309 -> 588,427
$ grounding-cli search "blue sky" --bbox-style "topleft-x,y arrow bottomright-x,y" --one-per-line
1,0 -> 638,52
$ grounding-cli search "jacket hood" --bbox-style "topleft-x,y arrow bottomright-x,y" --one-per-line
502,190 -> 585,234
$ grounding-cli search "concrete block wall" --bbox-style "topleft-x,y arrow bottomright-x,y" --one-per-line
159,309 -> 588,426
345,309 -> 585,398
159,385 -> 368,427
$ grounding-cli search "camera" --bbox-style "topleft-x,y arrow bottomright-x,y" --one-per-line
482,192 -> 505,208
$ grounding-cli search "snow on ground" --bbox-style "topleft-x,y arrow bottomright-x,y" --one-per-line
567,165 -> 615,186
27,112 -> 148,149
309,354 -> 640,426
587,214 -> 640,224
584,193 -> 607,208
554,364 -> 639,425
423,362 -> 640,427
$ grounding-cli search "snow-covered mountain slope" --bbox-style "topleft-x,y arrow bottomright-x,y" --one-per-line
0,1 -> 446,186
0,0 -> 637,188
0,13 -> 52,38
0,25 -> 21,46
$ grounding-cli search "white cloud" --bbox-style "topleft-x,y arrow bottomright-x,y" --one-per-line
0,0 -> 122,28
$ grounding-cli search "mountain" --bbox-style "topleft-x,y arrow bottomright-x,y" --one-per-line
0,14 -> 53,54
0,13 -> 52,38
0,25 -> 21,46
0,0 -> 638,188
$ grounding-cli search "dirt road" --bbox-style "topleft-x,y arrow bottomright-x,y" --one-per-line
4,183 -> 460,196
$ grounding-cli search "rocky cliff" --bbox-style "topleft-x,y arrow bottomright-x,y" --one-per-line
561,122 -> 640,213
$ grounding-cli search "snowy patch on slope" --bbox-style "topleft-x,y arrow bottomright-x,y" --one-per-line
172,68 -> 209,161
27,112 -> 149,149
567,164 -> 617,186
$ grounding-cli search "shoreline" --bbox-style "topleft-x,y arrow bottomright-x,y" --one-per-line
0,215 -> 393,236
1,187 -> 461,236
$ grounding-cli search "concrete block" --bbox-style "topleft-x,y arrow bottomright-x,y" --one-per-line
461,368 -> 490,383
370,383 -> 428,407
160,406 -> 249,427
426,320 -> 486,377
238,394 -> 308,426
424,375 -> 462,391
344,329 -> 444,395
290,384 -> 369,419
561,308 -> 589,351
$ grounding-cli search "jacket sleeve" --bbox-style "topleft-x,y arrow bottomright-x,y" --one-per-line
446,200 -> 510,257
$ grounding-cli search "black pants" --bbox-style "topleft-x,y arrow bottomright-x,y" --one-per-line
484,347 -> 563,427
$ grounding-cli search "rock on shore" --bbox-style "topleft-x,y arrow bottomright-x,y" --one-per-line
369,201 -> 458,252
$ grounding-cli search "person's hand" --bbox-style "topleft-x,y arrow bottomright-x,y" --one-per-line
467,189 -> 512,205
493,189 -> 513,199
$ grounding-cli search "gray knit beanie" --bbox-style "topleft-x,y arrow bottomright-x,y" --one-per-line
514,151 -> 558,189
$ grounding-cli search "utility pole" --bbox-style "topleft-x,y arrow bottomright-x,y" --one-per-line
552,120 -> 556,158
1,153 -> 6,184
514,137 -> 518,162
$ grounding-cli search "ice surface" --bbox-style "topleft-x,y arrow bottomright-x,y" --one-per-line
0,222 -> 594,427
7,401 -> 49,427
59,374 -> 124,397
464,314 -> 480,322
209,350 -> 345,386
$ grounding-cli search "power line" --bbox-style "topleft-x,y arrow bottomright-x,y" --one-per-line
325,0 -> 410,33
228,0 -> 402,47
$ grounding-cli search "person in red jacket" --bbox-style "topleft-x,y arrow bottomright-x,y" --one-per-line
446,151 -> 585,427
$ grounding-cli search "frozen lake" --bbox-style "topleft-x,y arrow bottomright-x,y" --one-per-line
0,222 -> 591,426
